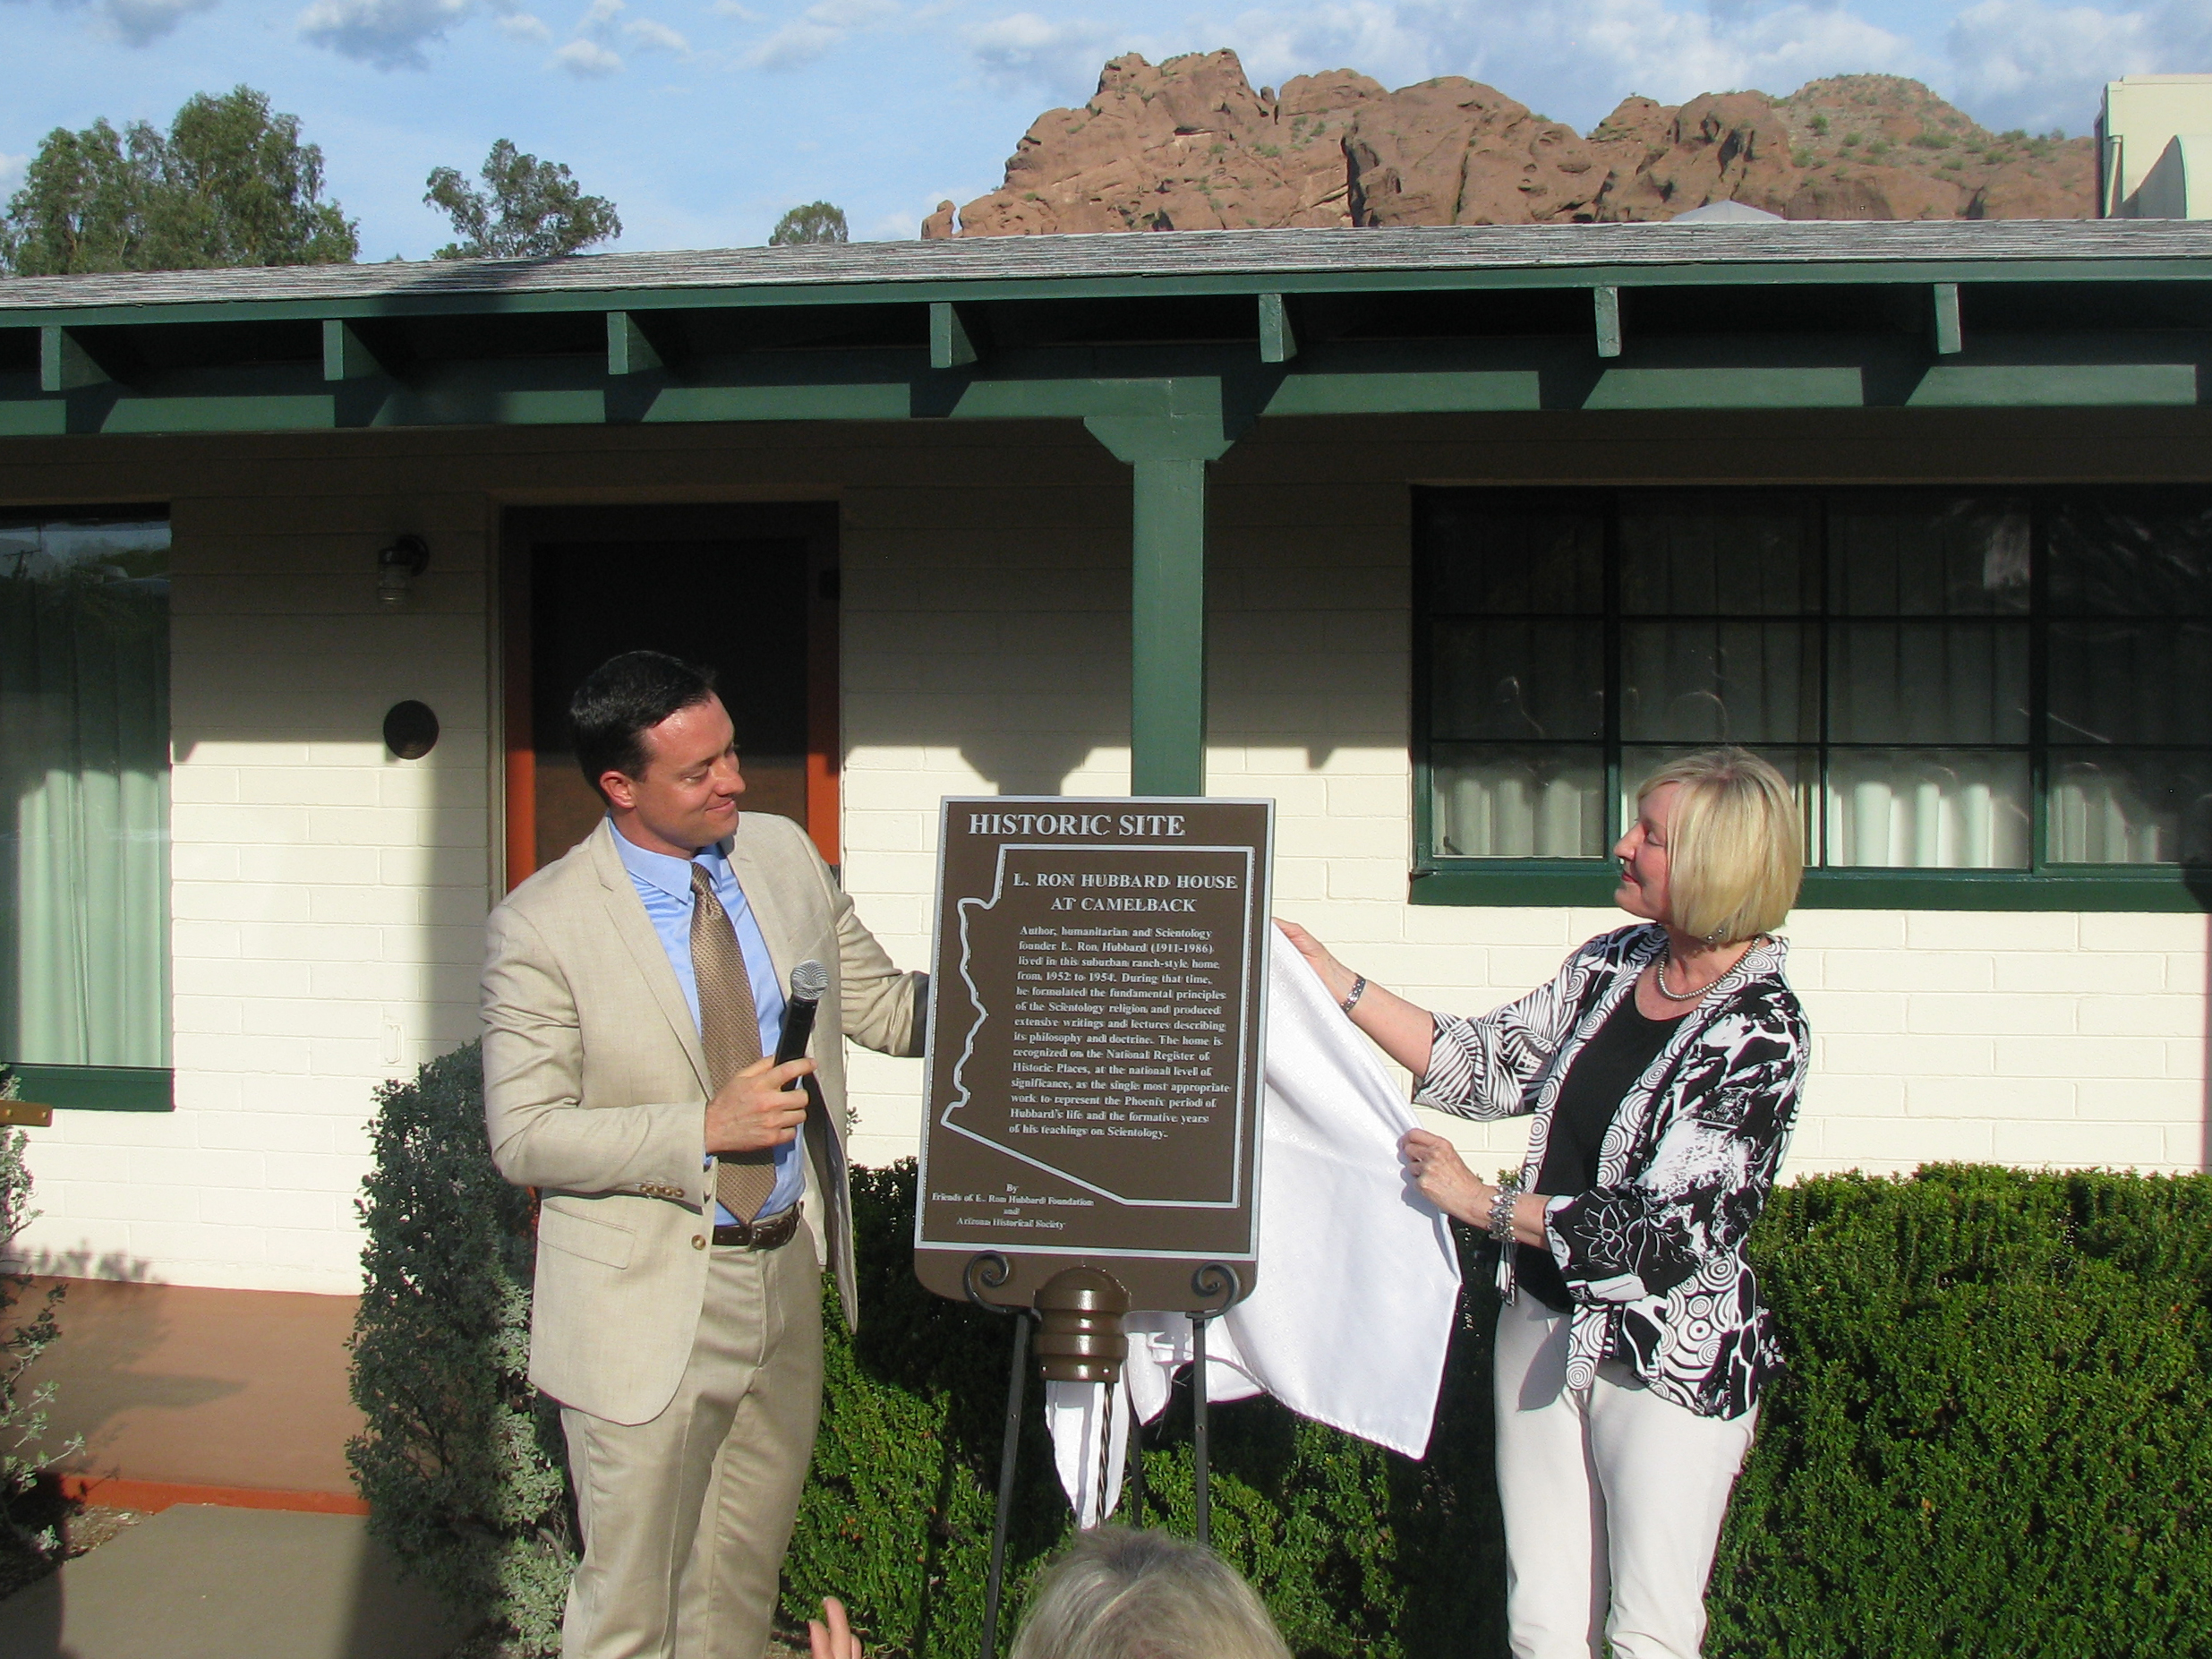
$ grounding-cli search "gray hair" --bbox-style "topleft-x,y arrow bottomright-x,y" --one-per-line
1008,1526 -> 1291,1659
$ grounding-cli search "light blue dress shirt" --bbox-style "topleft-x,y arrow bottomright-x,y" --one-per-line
610,824 -> 807,1222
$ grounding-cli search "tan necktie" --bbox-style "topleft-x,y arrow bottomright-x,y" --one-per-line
690,861 -> 776,1221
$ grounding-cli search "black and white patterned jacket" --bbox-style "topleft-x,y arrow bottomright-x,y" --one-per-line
1415,923 -> 1808,1421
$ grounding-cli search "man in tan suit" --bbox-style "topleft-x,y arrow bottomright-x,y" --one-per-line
483,650 -> 925,1659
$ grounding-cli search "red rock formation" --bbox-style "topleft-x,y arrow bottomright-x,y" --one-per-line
927,56 -> 2097,235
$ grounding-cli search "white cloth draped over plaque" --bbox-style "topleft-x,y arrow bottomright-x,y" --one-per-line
1045,942 -> 1464,1526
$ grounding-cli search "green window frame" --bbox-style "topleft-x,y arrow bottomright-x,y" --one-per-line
1,507 -> 174,1109
1412,486 -> 2212,912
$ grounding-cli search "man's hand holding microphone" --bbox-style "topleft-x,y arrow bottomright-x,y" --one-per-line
704,959 -> 829,1157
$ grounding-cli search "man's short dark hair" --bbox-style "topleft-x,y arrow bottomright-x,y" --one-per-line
570,651 -> 720,800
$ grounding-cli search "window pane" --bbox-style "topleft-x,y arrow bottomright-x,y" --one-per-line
1621,746 -> 1818,866
1829,621 -> 2029,745
1433,745 -> 1605,858
2047,621 -> 2212,748
1430,619 -> 1603,742
1621,621 -> 1814,744
1824,749 -> 2030,869
2050,499 -> 2212,616
0,516 -> 172,1068
1422,497 -> 1603,615
1829,497 -> 2029,616
1619,496 -> 1818,616
2048,751 -> 2212,866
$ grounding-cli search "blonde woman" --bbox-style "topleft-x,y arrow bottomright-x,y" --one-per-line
1281,747 -> 1808,1659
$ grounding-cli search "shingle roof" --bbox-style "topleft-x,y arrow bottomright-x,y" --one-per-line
2,220 -> 2208,312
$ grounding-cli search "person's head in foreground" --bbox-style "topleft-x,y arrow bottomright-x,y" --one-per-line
1008,1526 -> 1292,1659
1612,746 -> 1802,948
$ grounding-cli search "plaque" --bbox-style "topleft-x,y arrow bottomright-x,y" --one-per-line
914,797 -> 1274,1313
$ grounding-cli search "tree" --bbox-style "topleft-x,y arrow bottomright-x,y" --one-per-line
0,88 -> 357,276
424,141 -> 620,261
769,201 -> 848,246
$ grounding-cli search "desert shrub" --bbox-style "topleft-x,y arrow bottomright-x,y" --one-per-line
347,1042 -> 573,1657
0,1103 -> 73,1569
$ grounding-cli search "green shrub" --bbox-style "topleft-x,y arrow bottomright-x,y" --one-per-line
1712,1165 -> 2212,1657
347,1043 -> 574,1657
352,1047 -> 2212,1658
0,1106 -> 74,1569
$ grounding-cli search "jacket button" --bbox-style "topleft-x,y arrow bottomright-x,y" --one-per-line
691,1235 -> 705,1250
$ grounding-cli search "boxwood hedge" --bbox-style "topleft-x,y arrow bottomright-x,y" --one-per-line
349,1044 -> 2212,1657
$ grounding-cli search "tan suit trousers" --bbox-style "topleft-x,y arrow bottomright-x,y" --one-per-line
559,1219 -> 825,1659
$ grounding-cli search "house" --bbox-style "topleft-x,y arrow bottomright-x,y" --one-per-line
2100,74 -> 2212,218
2,220 -> 2208,1309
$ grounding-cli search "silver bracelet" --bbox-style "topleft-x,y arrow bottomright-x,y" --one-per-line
1339,974 -> 1368,1016
1488,1176 -> 1525,1245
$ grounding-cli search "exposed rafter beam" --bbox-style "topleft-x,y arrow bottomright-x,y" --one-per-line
930,302 -> 979,370
322,320 -> 386,381
1258,293 -> 1297,363
40,327 -> 109,391
607,311 -> 667,376
1932,283 -> 1964,355
1593,287 -> 1624,359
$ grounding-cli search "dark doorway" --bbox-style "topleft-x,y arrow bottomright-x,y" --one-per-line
500,504 -> 839,886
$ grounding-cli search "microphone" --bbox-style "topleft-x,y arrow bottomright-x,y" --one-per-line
773,959 -> 830,1069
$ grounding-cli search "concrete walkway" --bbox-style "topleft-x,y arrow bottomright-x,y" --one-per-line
0,1505 -> 464,1659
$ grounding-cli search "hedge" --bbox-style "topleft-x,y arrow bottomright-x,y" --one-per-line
350,1044 -> 2212,1657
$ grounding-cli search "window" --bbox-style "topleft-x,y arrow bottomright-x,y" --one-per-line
1414,489 -> 2212,910
0,510 -> 172,1108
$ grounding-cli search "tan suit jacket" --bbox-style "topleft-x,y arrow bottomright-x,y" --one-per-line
482,814 -> 925,1426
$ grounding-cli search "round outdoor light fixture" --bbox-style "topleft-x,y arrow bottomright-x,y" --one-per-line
383,700 -> 440,760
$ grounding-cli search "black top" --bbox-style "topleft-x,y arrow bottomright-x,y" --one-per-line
1516,994 -> 1686,1313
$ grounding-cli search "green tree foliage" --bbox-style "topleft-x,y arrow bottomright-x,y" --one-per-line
347,1045 -> 573,1657
0,87 -> 357,276
424,141 -> 620,261
0,1074 -> 77,1573
769,201 -> 849,246
351,1041 -> 2212,1658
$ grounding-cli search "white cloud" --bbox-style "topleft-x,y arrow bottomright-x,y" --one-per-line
626,13 -> 688,50
555,31 -> 623,70
296,0 -> 470,68
497,8 -> 548,35
967,11 -> 1119,93
744,0 -> 900,69
576,0 -> 620,24
1942,0 -> 2209,132
0,152 -> 27,199
711,0 -> 760,13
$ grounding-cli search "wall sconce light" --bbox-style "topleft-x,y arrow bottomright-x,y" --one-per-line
376,534 -> 430,608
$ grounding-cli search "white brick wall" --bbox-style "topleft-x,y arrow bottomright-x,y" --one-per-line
13,488 -> 491,1294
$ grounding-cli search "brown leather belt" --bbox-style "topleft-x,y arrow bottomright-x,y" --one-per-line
712,1203 -> 800,1251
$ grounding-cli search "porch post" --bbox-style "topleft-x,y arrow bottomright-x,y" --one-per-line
1087,407 -> 1235,798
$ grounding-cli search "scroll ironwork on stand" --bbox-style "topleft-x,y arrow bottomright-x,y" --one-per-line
964,1253 -> 1029,1659
1186,1263 -> 1242,1549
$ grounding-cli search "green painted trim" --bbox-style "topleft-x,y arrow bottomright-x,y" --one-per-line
1593,286 -> 1622,359
40,327 -> 107,391
6,258 -> 2212,331
606,311 -> 662,377
0,401 -> 66,436
1258,293 -> 1296,363
1411,865 -> 2212,912
102,395 -> 335,433
1907,361 -> 2199,406
322,319 -> 382,381
1932,284 -> 1963,355
4,1064 -> 175,1111
930,302 -> 978,370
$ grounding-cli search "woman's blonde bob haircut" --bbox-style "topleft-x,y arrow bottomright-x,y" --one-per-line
1008,1526 -> 1291,1659
1634,748 -> 1803,945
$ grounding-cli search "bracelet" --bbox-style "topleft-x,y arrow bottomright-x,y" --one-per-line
1487,1176 -> 1525,1246
1339,975 -> 1368,1016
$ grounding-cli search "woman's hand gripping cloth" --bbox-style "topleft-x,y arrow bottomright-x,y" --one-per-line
1047,941 -> 1463,1525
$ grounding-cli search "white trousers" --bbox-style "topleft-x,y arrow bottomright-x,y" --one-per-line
1492,1293 -> 1755,1659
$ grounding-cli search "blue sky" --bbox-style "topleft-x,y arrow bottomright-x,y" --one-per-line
3,0 -> 2208,258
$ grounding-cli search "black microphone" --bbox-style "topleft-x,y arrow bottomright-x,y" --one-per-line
773,959 -> 830,1070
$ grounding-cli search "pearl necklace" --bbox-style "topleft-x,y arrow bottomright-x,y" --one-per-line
1653,952 -> 1709,1003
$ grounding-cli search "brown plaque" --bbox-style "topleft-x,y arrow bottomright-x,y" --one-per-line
915,798 -> 1274,1313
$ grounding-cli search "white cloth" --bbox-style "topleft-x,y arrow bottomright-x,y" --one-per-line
1047,944 -> 1463,1523
1492,1293 -> 1755,1659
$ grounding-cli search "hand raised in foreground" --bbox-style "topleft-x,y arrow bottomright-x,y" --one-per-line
705,1053 -> 816,1157
809,1596 -> 861,1659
